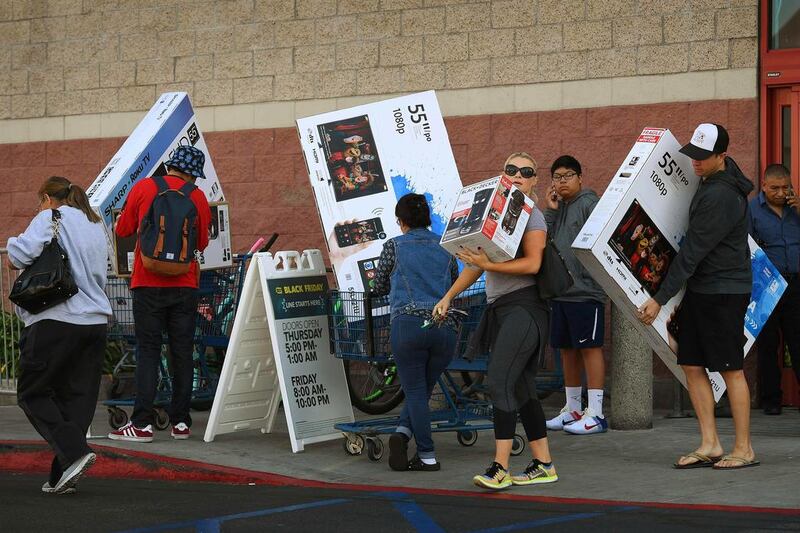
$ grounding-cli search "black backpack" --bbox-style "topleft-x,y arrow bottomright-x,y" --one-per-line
138,175 -> 199,276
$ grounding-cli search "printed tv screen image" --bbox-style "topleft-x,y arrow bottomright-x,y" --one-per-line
608,199 -> 678,296
317,115 -> 388,202
334,218 -> 386,248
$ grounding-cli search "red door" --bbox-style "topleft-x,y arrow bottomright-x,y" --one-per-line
766,87 -> 800,182
764,86 -> 800,407
760,3 -> 800,407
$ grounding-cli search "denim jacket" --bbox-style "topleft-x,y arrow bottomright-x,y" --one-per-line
372,228 -> 458,319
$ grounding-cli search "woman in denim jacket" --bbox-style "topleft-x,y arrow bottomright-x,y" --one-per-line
371,193 -> 459,472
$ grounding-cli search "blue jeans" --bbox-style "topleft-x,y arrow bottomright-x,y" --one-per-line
131,287 -> 198,427
390,314 -> 456,459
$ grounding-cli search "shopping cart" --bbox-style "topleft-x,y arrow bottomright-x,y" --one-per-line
191,256 -> 250,410
102,255 -> 251,429
103,276 -> 173,429
328,281 -> 530,462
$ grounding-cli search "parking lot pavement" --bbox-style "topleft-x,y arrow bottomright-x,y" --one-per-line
2,472 -> 799,533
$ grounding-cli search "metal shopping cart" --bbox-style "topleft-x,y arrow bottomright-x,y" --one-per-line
102,255 -> 251,429
103,276 -> 172,429
328,281 -> 531,462
191,256 -> 250,410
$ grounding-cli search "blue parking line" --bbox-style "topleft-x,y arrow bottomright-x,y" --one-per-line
371,491 -> 446,533
468,506 -> 641,532
469,512 -> 605,532
116,498 -> 350,533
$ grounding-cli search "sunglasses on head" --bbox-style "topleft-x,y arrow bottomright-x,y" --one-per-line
504,164 -> 536,179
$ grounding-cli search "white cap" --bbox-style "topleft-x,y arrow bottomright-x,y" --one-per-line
679,123 -> 729,161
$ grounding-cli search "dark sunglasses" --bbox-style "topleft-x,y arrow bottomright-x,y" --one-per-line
504,164 -> 536,179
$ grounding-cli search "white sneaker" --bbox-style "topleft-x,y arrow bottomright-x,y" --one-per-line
108,422 -> 154,442
42,481 -> 76,494
53,452 -> 96,494
171,422 -> 191,440
546,406 -> 582,431
563,408 -> 608,435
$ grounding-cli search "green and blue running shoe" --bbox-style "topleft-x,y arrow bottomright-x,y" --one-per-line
473,461 -> 512,490
511,459 -> 559,485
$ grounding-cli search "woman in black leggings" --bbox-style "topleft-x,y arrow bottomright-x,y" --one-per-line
434,152 -> 557,490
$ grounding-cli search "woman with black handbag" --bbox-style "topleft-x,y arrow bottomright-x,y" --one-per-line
6,176 -> 111,495
434,152 -> 558,490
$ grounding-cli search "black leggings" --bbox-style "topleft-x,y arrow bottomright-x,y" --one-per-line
486,305 -> 547,441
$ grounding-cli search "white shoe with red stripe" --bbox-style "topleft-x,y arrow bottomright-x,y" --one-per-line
546,406 -> 583,431
171,422 -> 191,440
108,422 -> 154,442
563,408 -> 609,435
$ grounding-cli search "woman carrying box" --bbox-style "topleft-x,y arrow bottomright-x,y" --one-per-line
434,152 -> 558,490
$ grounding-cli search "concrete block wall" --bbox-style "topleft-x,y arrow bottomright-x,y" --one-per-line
0,0 -> 758,121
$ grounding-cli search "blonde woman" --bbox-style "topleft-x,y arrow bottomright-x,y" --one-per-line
435,152 -> 557,490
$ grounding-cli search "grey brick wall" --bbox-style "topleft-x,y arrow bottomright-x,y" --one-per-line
0,0 -> 758,119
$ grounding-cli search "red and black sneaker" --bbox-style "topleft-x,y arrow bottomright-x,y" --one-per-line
108,422 -> 154,442
171,422 -> 191,440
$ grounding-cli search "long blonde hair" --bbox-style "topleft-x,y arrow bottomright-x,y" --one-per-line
39,176 -> 101,223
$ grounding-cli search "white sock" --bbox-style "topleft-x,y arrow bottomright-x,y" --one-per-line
565,386 -> 582,412
421,457 -> 437,465
588,389 -> 604,416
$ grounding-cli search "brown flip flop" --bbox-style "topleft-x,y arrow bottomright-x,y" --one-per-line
673,451 -> 722,469
712,455 -> 760,470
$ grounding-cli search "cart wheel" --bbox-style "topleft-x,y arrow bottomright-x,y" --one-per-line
108,407 -> 128,429
366,438 -> 384,462
456,430 -> 478,447
342,433 -> 365,456
154,409 -> 170,431
511,434 -> 526,456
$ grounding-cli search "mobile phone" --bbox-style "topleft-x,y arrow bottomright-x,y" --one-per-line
459,189 -> 492,235
787,186 -> 796,203
335,218 -> 386,248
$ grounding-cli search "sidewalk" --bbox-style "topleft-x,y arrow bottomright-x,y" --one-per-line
1,400 -> 798,510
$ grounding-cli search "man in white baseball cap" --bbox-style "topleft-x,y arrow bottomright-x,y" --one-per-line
638,123 -> 758,471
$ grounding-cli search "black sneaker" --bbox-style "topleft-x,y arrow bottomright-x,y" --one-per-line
388,433 -> 409,471
407,454 -> 441,471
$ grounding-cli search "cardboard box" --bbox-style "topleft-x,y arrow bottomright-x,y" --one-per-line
198,203 -> 233,269
572,128 -> 786,400
296,91 -> 462,295
440,176 -> 533,262
111,202 -> 232,277
86,92 -> 226,274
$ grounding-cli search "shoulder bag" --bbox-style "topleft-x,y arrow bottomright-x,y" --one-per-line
536,236 -> 574,300
9,209 -> 79,314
